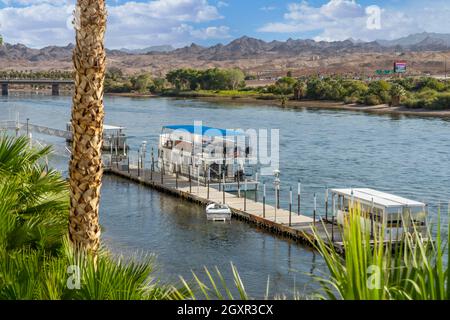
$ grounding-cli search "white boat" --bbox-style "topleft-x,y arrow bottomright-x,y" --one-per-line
158,124 -> 259,191
206,203 -> 232,222
330,188 -> 428,240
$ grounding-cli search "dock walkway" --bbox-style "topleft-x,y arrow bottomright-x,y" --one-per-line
105,165 -> 345,250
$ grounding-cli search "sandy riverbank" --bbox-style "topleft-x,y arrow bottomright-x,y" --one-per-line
156,93 -> 450,119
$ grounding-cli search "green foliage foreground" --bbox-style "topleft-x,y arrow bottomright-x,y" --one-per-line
1,135 -> 448,300
0,135 -> 249,300
311,205 -> 449,300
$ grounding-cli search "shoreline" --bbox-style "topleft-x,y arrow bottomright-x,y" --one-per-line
127,92 -> 450,119
4,90 -> 449,118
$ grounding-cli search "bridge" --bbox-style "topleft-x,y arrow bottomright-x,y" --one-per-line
0,79 -> 74,96
0,120 -> 72,139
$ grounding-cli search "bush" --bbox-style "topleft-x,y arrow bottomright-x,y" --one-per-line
365,94 -> 381,106
343,96 -> 360,104
430,92 -> 450,110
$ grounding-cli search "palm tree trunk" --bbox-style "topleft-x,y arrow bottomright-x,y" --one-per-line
69,0 -> 107,260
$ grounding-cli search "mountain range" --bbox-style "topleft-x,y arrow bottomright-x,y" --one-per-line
0,32 -> 448,76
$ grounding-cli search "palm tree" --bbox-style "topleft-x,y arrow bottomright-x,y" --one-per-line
293,80 -> 307,101
68,0 -> 107,260
0,135 -> 68,253
390,83 -> 406,107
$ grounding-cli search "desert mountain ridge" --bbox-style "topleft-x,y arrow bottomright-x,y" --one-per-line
0,32 -> 449,77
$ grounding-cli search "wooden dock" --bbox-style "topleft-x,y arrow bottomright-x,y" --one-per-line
104,165 -> 344,251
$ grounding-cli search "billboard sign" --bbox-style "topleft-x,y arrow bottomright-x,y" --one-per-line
394,61 -> 407,73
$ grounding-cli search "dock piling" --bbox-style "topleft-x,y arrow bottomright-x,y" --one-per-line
189,165 -> 192,193
313,193 -> 317,227
255,173 -> 258,202
237,176 -> 241,198
289,186 -> 292,226
207,168 -> 210,199
298,182 -> 301,215
137,150 -> 141,178
325,188 -> 329,221
222,173 -> 225,204
263,182 -> 266,218
244,179 -> 247,211
151,147 -> 154,180
176,164 -> 178,189
331,215 -> 335,242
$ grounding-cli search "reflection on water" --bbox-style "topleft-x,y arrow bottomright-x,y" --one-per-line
100,175 -> 321,298
1,94 -> 450,297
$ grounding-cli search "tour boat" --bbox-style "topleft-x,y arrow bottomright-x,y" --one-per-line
158,124 -> 259,191
66,123 -> 127,152
330,188 -> 428,240
206,203 -> 232,221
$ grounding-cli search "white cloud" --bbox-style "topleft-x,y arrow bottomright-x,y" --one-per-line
0,0 -> 231,48
217,1 -> 228,8
258,0 -> 450,41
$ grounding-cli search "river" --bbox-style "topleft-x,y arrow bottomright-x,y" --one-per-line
1,93 -> 449,298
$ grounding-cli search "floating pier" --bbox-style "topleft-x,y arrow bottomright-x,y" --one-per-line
104,163 -> 344,250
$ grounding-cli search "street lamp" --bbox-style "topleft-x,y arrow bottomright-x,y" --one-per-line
273,169 -> 281,219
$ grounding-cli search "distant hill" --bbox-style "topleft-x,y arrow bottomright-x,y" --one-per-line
377,32 -> 450,49
119,45 -> 174,54
0,33 -> 448,76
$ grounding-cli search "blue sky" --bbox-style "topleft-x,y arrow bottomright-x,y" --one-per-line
0,0 -> 449,48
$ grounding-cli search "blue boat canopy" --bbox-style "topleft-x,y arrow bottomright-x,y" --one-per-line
163,125 -> 246,137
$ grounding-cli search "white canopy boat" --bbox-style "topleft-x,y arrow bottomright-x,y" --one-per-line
158,124 -> 259,191
206,203 -> 232,222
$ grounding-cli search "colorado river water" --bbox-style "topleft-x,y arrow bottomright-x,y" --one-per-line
1,94 -> 449,298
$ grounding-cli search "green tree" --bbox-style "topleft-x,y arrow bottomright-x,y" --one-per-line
293,80 -> 307,100
223,68 -> 245,90
131,73 -> 153,93
390,83 -> 407,106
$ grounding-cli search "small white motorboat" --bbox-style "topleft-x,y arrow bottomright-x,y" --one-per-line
206,203 -> 232,222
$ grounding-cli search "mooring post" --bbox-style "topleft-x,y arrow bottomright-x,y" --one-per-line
197,166 -> 200,194
289,186 -> 293,226
313,193 -> 317,227
188,165 -> 192,193
222,173 -> 225,204
263,182 -> 266,218
255,173 -> 258,202
127,153 -> 130,174
161,155 -> 164,184
331,215 -> 335,242
237,174 -> 241,198
26,118 -> 29,137
325,188 -> 329,222
150,147 -> 154,180
277,186 -> 280,209
207,167 -> 210,199
331,194 -> 335,242
371,197 -> 374,240
298,181 -> 301,215
175,164 -> 178,189
137,149 -> 140,178
244,179 -> 247,211
274,188 -> 278,223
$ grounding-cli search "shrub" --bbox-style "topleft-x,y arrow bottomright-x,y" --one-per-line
365,94 -> 381,106
343,96 -> 360,104
430,92 -> 450,110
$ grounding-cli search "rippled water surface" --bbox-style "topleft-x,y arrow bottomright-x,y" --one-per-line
1,94 -> 449,298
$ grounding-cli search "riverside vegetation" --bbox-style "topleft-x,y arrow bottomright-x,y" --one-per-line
105,68 -> 450,110
1,68 -> 449,109
0,135 -> 448,300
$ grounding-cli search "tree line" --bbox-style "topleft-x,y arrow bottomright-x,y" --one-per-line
0,70 -> 73,80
